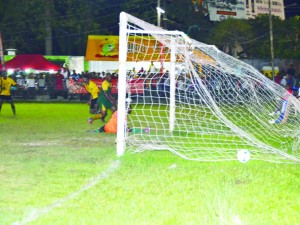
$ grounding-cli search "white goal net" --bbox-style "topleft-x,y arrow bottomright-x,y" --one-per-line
117,12 -> 300,164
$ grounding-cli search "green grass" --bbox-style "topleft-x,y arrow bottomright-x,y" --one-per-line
0,103 -> 300,225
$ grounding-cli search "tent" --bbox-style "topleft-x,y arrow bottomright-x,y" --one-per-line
0,54 -> 61,71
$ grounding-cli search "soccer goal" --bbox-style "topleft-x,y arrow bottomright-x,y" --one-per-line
117,12 -> 300,164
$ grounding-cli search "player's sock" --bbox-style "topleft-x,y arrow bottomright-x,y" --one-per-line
131,128 -> 141,133
92,114 -> 102,120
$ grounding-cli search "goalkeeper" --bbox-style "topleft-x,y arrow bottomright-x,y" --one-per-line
94,107 -> 150,134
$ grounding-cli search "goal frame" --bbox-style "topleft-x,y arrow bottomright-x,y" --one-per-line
115,12 -> 300,164
117,12 -> 186,156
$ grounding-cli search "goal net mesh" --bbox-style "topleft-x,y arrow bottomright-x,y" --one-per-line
119,13 -> 300,163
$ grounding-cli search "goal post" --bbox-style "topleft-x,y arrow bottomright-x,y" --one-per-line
116,12 -> 128,157
117,12 -> 300,163
117,12 -> 186,156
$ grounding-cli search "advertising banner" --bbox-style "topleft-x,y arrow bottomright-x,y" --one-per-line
206,0 -> 246,21
85,35 -> 171,62
86,35 -> 119,61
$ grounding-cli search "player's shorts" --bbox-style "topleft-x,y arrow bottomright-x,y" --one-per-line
0,95 -> 13,101
90,98 -> 98,110
100,104 -> 107,111
98,95 -> 113,111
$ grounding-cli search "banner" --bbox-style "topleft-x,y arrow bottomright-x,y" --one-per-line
206,0 -> 246,21
85,35 -> 171,62
86,35 -> 119,61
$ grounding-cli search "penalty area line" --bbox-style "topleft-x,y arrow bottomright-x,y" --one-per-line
12,160 -> 121,225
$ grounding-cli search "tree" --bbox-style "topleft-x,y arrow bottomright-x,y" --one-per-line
0,0 -> 46,54
209,18 -> 253,58
282,16 -> 300,58
247,14 -> 297,59
0,0 -> 297,58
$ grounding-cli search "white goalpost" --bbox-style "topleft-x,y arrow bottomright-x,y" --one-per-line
117,12 -> 300,163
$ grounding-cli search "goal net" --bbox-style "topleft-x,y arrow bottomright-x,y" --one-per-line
117,12 -> 300,164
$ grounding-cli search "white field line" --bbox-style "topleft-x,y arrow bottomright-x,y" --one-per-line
12,160 -> 121,225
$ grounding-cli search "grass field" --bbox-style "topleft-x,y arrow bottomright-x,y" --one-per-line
0,103 -> 299,225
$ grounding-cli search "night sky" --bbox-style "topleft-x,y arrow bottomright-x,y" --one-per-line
284,0 -> 300,18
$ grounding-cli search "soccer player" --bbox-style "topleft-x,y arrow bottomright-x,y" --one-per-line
94,107 -> 150,134
0,71 -> 21,115
269,85 -> 293,124
76,75 -> 100,123
97,73 -> 117,122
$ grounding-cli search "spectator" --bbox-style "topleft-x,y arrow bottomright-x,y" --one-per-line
148,61 -> 156,73
275,72 -> 284,85
287,64 -> 295,77
61,67 -> 70,79
16,73 -> 26,98
294,73 -> 300,89
49,71 -> 66,99
37,73 -> 46,95
286,73 -> 294,88
280,74 -> 287,87
70,70 -> 80,81
138,67 -> 145,74
26,73 -> 36,99
100,71 -> 106,78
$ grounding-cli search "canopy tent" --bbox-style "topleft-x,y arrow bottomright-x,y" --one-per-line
0,54 -> 61,71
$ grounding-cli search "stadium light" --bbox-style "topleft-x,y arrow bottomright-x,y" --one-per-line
7,69 -> 13,74
156,7 -> 165,14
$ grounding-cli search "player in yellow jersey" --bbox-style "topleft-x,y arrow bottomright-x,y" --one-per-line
97,73 -> 117,122
76,75 -> 100,123
0,71 -> 22,115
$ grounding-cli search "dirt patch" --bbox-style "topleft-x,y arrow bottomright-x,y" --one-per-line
22,141 -> 61,147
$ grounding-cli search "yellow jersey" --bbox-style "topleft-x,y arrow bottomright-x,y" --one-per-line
84,80 -> 99,99
0,77 -> 16,96
101,80 -> 112,91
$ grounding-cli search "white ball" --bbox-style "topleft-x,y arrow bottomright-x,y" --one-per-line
237,150 -> 251,163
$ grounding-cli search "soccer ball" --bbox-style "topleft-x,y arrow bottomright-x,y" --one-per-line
237,150 -> 251,163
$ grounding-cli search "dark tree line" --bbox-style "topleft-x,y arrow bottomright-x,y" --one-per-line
0,0 -> 299,59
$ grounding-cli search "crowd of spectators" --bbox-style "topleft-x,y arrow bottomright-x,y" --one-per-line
3,63 -> 300,101
274,64 -> 300,90
7,68 -> 119,100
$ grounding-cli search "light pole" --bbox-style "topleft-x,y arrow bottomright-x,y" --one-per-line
268,2 -> 297,81
156,0 -> 165,27
268,0 -> 275,81
0,32 -> 5,71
